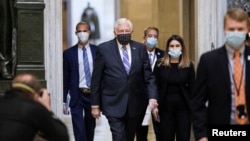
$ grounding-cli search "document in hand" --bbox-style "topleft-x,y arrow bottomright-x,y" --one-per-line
63,94 -> 71,115
142,105 -> 152,126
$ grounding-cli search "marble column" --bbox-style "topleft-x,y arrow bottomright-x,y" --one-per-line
196,0 -> 227,60
43,0 -> 63,116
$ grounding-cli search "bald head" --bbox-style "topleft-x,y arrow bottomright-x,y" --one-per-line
12,74 -> 42,98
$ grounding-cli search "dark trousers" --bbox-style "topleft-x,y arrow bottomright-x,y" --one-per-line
107,115 -> 140,141
135,113 -> 160,141
71,93 -> 96,141
159,98 -> 191,141
135,112 -> 148,141
152,114 -> 160,141
136,125 -> 148,141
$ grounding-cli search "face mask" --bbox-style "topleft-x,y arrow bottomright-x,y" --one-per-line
146,37 -> 158,48
77,32 -> 89,43
168,48 -> 182,59
226,31 -> 246,49
116,34 -> 131,45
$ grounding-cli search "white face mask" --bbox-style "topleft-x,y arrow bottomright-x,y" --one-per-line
225,31 -> 246,49
77,32 -> 89,43
168,48 -> 182,59
146,37 -> 158,48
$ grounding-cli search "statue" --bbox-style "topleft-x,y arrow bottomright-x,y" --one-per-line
0,0 -> 17,80
81,2 -> 100,42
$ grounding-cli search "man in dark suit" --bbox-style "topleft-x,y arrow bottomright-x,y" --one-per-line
192,8 -> 250,141
63,21 -> 96,141
91,18 -> 158,141
135,26 -> 164,141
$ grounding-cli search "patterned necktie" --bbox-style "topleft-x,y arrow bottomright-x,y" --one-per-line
83,48 -> 91,87
149,53 -> 153,65
122,46 -> 130,74
233,50 -> 248,124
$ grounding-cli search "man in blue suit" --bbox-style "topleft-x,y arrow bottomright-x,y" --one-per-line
91,18 -> 158,141
63,21 -> 96,141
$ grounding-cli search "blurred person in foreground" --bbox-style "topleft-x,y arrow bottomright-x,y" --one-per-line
91,18 -> 158,141
192,8 -> 250,141
0,73 -> 69,141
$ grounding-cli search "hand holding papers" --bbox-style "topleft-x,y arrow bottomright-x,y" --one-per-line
142,105 -> 152,126
142,104 -> 160,125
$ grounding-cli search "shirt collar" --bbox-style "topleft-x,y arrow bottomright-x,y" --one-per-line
78,43 -> 90,50
225,44 -> 245,59
116,40 -> 130,49
147,48 -> 155,55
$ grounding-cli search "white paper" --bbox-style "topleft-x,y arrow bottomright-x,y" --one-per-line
142,105 -> 152,126
63,93 -> 71,115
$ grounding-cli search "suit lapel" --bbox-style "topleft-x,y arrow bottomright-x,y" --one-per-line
89,44 -> 96,60
244,47 -> 250,113
72,46 -> 80,73
219,46 -> 231,96
129,42 -> 138,75
155,49 -> 163,59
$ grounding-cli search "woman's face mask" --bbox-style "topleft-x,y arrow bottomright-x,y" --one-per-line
168,48 -> 182,59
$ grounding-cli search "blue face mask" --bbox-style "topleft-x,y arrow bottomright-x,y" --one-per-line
226,31 -> 246,49
146,37 -> 158,48
168,48 -> 182,59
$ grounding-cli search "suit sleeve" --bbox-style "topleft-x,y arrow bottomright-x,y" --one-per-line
63,51 -> 70,103
188,62 -> 195,94
153,61 -> 161,101
142,47 -> 158,100
191,55 -> 209,140
91,46 -> 105,107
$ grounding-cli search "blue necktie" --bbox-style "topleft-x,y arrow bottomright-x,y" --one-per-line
149,53 -> 153,65
83,48 -> 91,87
122,46 -> 130,74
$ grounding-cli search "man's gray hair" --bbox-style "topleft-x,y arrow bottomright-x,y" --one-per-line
114,18 -> 133,31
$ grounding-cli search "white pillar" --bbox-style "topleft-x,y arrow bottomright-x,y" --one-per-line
196,0 -> 227,59
44,0 -> 63,117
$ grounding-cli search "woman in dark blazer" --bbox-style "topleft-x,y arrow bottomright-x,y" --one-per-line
154,35 -> 195,141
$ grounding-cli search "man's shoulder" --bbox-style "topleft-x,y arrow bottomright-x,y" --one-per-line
155,47 -> 164,53
63,44 -> 77,53
130,40 -> 144,47
99,39 -> 116,46
5,91 -> 44,109
89,44 -> 98,48
199,45 -> 226,62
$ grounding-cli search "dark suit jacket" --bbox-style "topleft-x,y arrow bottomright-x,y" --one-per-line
63,44 -> 97,107
153,61 -> 195,111
154,47 -> 164,63
91,39 -> 158,118
191,45 -> 250,140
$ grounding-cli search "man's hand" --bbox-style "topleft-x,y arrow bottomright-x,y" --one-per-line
149,99 -> 158,110
198,137 -> 208,141
37,88 -> 51,111
91,107 -> 101,119
152,108 -> 160,122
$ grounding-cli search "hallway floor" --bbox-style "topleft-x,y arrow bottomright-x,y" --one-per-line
63,113 -> 156,141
